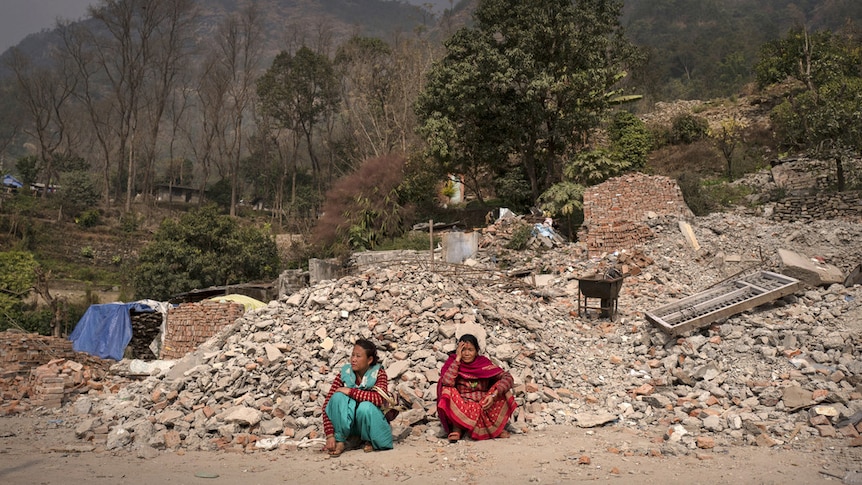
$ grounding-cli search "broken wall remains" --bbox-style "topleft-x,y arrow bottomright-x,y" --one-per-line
0,331 -> 81,375
772,192 -> 862,223
161,301 -> 245,359
580,173 -> 693,255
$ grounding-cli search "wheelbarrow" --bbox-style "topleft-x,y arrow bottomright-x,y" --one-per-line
576,273 -> 625,321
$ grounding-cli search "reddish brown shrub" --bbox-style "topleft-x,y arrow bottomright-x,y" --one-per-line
311,153 -> 414,249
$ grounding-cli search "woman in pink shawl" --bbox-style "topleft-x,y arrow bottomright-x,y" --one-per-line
437,334 -> 517,442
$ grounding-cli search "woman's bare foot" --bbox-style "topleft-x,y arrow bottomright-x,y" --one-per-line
329,441 -> 345,457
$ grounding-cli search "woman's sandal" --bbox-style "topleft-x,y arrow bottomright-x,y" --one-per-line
362,441 -> 374,453
447,430 -> 461,443
329,441 -> 345,457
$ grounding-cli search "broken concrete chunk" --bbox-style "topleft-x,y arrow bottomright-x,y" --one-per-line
320,337 -> 333,351
782,386 -> 812,409
224,406 -> 262,426
778,249 -> 845,287
574,413 -> 618,428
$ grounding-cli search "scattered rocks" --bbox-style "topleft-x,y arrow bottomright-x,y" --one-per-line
5,211 -> 861,459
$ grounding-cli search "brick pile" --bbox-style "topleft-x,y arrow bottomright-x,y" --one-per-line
29,365 -> 66,408
771,191 -> 862,223
580,173 -> 692,255
160,301 -> 245,359
2,357 -> 111,413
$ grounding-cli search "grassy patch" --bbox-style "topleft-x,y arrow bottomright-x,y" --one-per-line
702,178 -> 754,205
36,255 -> 124,286
375,231 -> 441,251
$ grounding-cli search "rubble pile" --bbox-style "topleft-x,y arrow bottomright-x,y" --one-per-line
13,211 -> 862,456
478,214 -> 568,252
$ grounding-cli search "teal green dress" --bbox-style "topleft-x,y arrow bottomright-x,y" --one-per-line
324,363 -> 393,450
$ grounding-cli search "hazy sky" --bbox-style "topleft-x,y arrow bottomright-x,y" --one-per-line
0,0 -> 95,53
0,0 -> 450,54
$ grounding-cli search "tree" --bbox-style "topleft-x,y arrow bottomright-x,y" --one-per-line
133,205 -> 280,300
756,27 -> 862,190
415,28 -> 513,203
311,154 -> 411,251
59,0 -> 195,210
709,117 -> 746,180
58,170 -> 101,220
608,111 -> 653,172
0,251 -> 38,331
6,47 -> 77,198
212,3 -> 264,217
416,0 -> 639,203
333,33 -> 434,171
257,46 -> 341,189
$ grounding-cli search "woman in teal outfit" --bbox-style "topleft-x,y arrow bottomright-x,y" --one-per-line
322,338 -> 393,456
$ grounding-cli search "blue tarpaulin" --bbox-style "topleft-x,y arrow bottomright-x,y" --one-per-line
2,174 -> 23,188
69,301 -> 157,360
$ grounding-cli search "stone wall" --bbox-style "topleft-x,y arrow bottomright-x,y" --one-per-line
161,301 -> 245,359
771,191 -> 862,223
579,173 -> 692,255
771,157 -> 862,196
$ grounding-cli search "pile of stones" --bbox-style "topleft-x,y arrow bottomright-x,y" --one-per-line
66,211 -> 862,455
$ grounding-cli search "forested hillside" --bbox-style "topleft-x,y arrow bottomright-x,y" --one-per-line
621,0 -> 862,102
0,0 -> 860,336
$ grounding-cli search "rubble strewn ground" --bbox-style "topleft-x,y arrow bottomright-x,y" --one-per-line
1,210 -> 861,484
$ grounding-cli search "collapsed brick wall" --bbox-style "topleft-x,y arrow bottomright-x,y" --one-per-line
161,301 -> 245,359
771,191 -> 862,223
580,173 -> 692,255
1,332 -> 112,411
0,331 -> 80,375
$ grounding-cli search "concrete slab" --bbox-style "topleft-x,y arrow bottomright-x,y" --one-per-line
778,249 -> 845,287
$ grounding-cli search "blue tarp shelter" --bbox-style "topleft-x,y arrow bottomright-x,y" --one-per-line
2,174 -> 23,188
69,301 -> 159,360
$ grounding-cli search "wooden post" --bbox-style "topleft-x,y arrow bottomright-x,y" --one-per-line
429,219 -> 434,263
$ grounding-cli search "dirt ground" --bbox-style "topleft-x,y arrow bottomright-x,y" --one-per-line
1,415 -> 859,485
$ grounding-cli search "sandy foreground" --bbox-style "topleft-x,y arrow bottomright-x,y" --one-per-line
1,414 -> 859,485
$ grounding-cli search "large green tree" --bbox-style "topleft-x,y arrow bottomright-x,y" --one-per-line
756,27 -> 862,191
416,0 -> 639,203
133,206 -> 280,300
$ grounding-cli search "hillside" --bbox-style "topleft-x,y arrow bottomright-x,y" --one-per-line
4,0 -> 861,102
0,0 -> 431,77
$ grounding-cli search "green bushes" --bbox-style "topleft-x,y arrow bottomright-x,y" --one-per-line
677,174 -> 754,216
133,205 -> 280,300
505,224 -> 533,250
670,114 -> 709,144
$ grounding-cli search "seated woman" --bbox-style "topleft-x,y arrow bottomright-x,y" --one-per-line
437,334 -> 517,442
322,338 -> 393,456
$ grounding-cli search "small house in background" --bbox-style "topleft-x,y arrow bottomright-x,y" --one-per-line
30,182 -> 59,195
155,184 -> 201,204
2,174 -> 24,191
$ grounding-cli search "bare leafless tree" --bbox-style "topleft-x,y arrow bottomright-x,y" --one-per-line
215,2 -> 265,216
6,47 -> 77,197
135,0 -> 196,208
59,0 -> 194,211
